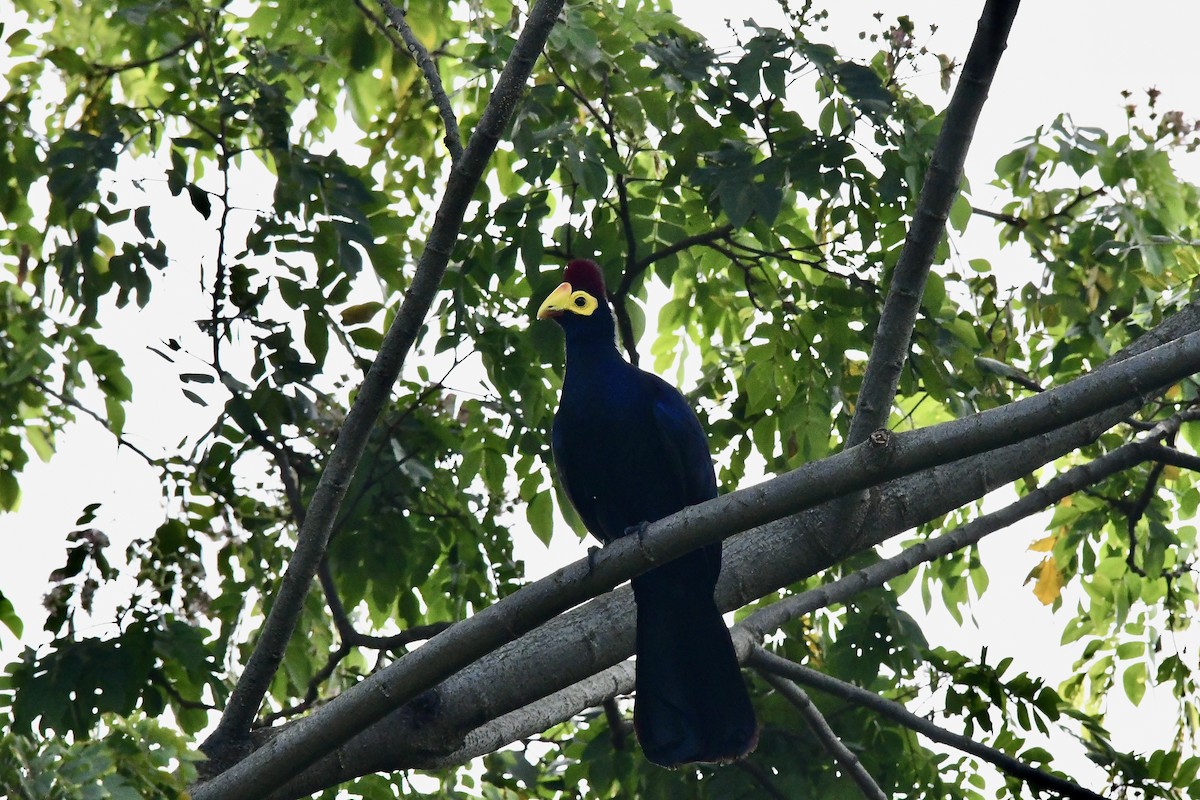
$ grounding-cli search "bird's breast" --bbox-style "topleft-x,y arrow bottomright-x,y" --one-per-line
553,379 -> 686,543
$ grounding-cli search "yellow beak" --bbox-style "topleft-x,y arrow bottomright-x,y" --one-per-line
536,282 -> 574,320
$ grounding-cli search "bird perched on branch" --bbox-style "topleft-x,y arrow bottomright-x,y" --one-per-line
536,259 -> 758,767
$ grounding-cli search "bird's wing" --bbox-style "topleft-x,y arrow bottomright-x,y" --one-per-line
551,418 -> 600,535
645,373 -> 718,506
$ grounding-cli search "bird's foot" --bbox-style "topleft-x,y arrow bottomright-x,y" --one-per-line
586,544 -> 602,575
624,521 -> 652,554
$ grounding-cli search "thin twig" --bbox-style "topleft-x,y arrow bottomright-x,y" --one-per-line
749,647 -> 1106,800
89,33 -> 202,77
1125,461 -> 1165,577
152,668 -> 218,712
31,378 -> 156,464
734,760 -> 791,800
376,0 -> 463,162
970,205 -> 1026,228
619,224 -> 736,294
738,417 -> 1184,640
758,671 -> 887,800
601,697 -> 630,751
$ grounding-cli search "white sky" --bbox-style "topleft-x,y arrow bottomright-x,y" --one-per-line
3,0 -> 1199,791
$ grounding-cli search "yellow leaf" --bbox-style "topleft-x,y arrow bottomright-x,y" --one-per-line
1166,383 -> 1183,401
1060,496 -> 1073,508
1162,464 -> 1180,481
1028,534 -> 1057,553
1032,557 -> 1063,605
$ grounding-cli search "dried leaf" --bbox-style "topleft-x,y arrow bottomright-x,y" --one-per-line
1032,557 -> 1063,605
1028,534 -> 1057,553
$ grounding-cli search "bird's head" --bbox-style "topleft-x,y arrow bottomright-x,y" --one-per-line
535,256 -> 609,321
536,259 -> 617,353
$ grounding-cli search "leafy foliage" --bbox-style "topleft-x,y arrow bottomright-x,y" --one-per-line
0,716 -> 198,799
1,0 -> 1198,797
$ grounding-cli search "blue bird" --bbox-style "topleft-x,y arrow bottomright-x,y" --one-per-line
537,259 -> 758,767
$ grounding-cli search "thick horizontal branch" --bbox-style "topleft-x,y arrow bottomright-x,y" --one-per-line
264,301 -> 1200,797
252,319 -> 1200,796
425,426 -> 1171,775
1147,443 -> 1200,473
748,648 -> 1105,800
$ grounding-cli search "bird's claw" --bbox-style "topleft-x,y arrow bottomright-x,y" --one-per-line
625,521 -> 652,552
586,545 -> 601,575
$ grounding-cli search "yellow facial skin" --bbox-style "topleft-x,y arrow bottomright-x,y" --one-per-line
536,282 -> 598,319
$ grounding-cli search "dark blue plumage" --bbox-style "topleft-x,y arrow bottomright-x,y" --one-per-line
538,260 -> 758,767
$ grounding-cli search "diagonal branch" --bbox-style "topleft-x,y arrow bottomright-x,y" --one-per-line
1124,460 -> 1166,577
616,224 -> 737,298
735,760 -> 792,800
748,647 -> 1105,800
376,0 -> 464,163
757,670 -> 887,800
738,418 -> 1186,639
31,378 -> 157,465
610,225 -> 737,363
90,33 -> 202,77
195,0 -> 566,790
847,0 -> 1021,449
392,419 -> 1176,779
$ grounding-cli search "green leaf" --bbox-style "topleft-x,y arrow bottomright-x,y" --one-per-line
527,491 -> 554,547
1122,661 -> 1147,706
340,301 -> 383,325
922,271 -> 946,314
0,590 -> 23,638
948,192 -> 972,233
25,425 -> 54,462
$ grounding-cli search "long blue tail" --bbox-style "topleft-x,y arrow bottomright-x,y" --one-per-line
631,545 -> 758,767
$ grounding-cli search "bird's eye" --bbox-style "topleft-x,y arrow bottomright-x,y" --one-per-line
574,296 -> 588,308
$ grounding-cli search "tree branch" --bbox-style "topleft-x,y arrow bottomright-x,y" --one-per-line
247,301 -> 1200,797
376,0 -> 463,163
31,378 -> 157,465
207,322 -> 1200,798
847,0 -> 1021,448
748,647 -> 1105,800
385,421 -> 1185,781
1146,442 -> 1200,472
739,423 -> 1182,639
757,670 -> 887,800
970,204 -> 1026,229
1125,460 -> 1166,577
735,759 -> 792,800
621,225 -> 736,292
90,33 -> 202,77
195,0 -> 566,790
386,425 -> 1171,781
